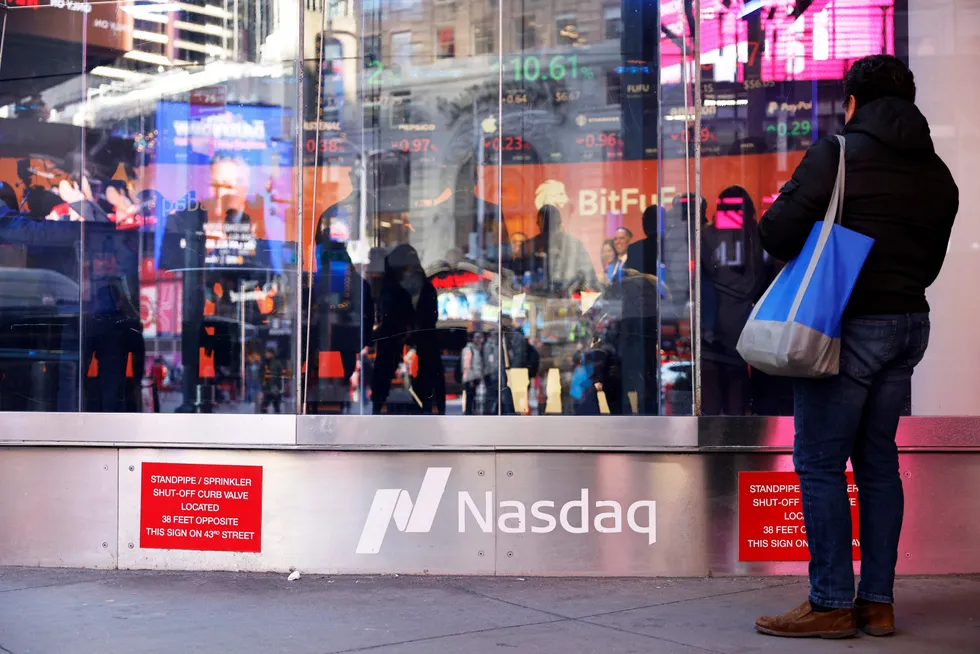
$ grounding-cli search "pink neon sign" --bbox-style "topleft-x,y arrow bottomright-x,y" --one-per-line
660,0 -> 895,83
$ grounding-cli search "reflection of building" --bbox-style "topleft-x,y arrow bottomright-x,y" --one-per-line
360,0 -> 623,64
82,0 -> 282,80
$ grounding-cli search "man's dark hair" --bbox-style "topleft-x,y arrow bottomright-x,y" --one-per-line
641,205 -> 660,237
537,204 -> 562,232
843,55 -> 915,109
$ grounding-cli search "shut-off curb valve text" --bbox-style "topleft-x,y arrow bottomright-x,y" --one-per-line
356,468 -> 657,554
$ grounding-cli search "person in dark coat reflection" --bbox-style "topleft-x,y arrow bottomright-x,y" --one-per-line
625,205 -> 662,276
700,185 -> 765,416
370,244 -> 444,414
305,237 -> 374,414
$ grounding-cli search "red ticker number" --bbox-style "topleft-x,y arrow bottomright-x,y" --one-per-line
305,138 -> 345,153
392,139 -> 436,153
483,136 -> 532,152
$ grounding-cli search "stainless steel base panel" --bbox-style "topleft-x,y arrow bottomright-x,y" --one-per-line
2,447 -> 977,576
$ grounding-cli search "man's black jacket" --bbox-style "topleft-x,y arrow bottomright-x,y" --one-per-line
759,97 -> 958,317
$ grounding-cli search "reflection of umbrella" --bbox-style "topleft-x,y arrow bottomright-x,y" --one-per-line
587,272 -> 663,321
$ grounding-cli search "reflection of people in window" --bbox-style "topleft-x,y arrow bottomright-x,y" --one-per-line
530,204 -> 597,294
625,205 -> 661,277
305,238 -> 374,414
505,231 -> 532,278
600,239 -> 617,282
210,155 -> 251,225
606,227 -> 631,281
700,185 -> 765,416
510,232 -> 528,260
370,244 -> 444,414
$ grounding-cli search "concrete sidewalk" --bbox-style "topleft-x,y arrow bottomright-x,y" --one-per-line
0,569 -> 977,654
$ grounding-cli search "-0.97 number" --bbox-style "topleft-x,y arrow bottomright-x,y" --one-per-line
393,139 -> 435,153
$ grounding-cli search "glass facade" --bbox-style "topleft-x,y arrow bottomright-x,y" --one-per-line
0,0 -> 973,420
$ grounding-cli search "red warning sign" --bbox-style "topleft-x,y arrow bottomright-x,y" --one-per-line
140,462 -> 263,553
739,471 -> 860,562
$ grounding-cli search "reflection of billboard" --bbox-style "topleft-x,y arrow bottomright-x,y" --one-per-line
155,101 -> 291,169
6,0 -> 134,52
661,0 -> 895,82
476,154 -> 805,278
152,102 -> 294,269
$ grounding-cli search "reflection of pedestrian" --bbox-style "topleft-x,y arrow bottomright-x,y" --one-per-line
530,205 -> 597,295
701,186 -> 765,416
461,332 -> 485,415
245,353 -> 262,403
305,239 -> 373,414
570,353 -> 592,414
608,227 -> 631,280
599,239 -> 617,282
259,347 -> 284,413
370,245 -> 444,414
151,356 -> 168,413
359,347 -> 374,406
625,205 -> 662,277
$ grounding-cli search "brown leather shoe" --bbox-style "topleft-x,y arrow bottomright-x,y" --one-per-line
755,601 -> 857,639
857,602 -> 895,636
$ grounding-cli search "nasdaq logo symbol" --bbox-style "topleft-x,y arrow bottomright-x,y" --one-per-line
356,467 -> 658,554
355,467 -> 452,554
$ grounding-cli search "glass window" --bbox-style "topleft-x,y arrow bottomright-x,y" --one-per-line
604,6 -> 623,41
555,14 -> 579,47
436,27 -> 456,59
391,32 -> 413,68
364,35 -> 382,65
0,0 -> 300,413
515,16 -> 537,51
473,23 -> 495,56
302,0 -> 502,416
6,0 -> 961,425
693,1 -> 905,417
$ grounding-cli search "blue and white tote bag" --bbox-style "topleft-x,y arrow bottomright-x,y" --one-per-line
736,135 -> 874,378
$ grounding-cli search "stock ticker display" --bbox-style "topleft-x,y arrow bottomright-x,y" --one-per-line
303,0 -> 894,171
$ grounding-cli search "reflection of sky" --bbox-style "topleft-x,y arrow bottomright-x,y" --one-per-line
660,1 -> 894,83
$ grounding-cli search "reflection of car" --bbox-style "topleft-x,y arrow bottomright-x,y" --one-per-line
0,268 -> 80,411
0,267 -> 79,308
661,360 -> 693,416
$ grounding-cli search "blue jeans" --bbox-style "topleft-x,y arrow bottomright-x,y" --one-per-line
793,313 -> 930,609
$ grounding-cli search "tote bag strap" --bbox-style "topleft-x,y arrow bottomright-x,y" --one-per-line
785,135 -> 846,323
746,135 -> 846,323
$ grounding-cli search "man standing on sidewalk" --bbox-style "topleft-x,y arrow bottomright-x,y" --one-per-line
753,55 -> 958,638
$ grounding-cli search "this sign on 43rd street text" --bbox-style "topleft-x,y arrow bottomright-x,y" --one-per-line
140,462 -> 263,553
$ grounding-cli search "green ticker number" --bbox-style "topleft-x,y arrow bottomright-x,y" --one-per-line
511,55 -> 578,82
767,120 -> 812,136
